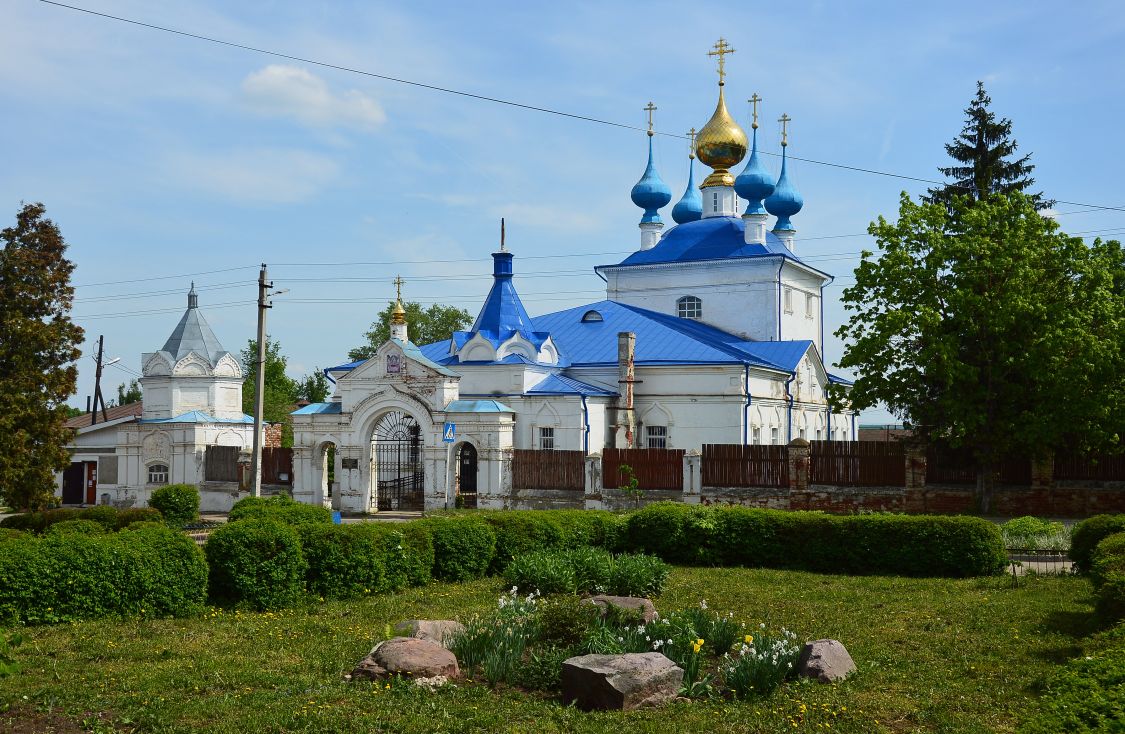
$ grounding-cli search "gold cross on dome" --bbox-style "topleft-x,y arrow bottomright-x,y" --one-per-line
707,37 -> 736,85
778,113 -> 792,147
687,127 -> 697,159
644,101 -> 657,137
393,275 -> 404,302
749,93 -> 762,129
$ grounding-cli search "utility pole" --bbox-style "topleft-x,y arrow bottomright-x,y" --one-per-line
251,264 -> 270,497
90,335 -> 109,425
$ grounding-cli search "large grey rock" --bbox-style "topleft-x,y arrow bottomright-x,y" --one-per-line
561,653 -> 682,711
350,637 -> 460,681
797,639 -> 856,683
393,619 -> 465,648
585,595 -> 658,624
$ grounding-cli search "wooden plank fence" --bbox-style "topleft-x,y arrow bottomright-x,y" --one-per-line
262,447 -> 294,486
603,448 -> 685,490
810,440 -> 905,487
511,449 -> 585,491
701,444 -> 788,488
204,445 -> 239,482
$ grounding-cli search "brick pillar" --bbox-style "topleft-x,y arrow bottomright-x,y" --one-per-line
788,438 -> 810,510
683,452 -> 702,505
905,444 -> 927,513
584,453 -> 604,510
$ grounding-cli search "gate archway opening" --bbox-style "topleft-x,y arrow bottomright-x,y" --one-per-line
455,442 -> 478,509
371,411 -> 424,511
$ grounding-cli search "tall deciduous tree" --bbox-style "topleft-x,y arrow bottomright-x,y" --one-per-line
241,337 -> 298,446
115,379 -> 142,406
927,82 -> 1050,209
831,192 -> 1124,511
0,203 -> 85,510
296,370 -> 330,404
348,302 -> 472,361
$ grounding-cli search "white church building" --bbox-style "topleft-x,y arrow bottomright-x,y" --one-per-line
288,55 -> 857,513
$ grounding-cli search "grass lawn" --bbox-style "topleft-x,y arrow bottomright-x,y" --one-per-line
1,567 -> 1095,734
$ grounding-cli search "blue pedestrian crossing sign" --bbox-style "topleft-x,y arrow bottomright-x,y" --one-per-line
442,422 -> 456,443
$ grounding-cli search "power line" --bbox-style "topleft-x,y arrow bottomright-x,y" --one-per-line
38,0 -> 1125,215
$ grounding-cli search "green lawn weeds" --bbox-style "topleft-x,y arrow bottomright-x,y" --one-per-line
0,567 -> 1095,734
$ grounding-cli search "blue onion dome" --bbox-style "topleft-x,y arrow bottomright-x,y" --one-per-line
671,156 -> 703,224
764,146 -> 803,231
734,127 -> 775,215
630,136 -> 672,223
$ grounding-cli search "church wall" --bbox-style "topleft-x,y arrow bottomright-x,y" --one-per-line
778,266 -> 823,345
604,259 -> 781,341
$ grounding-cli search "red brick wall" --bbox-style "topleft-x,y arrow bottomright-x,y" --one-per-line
263,423 -> 283,449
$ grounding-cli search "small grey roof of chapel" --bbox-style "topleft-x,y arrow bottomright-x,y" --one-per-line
159,284 -> 230,365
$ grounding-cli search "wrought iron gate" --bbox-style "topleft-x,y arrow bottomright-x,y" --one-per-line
374,411 -> 424,511
456,443 -> 478,509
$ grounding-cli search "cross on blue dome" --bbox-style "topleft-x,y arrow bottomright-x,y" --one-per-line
734,126 -> 775,215
764,145 -> 803,231
630,136 -> 672,224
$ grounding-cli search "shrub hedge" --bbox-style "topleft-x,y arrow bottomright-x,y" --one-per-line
298,524 -> 385,600
115,507 -> 163,529
624,503 -> 1007,577
45,519 -> 108,537
228,495 -> 332,527
1071,515 -> 1125,575
355,522 -> 433,591
148,484 -> 200,527
421,517 -> 496,582
1091,533 -> 1125,624
0,525 -> 207,624
204,519 -> 307,610
0,506 -> 165,535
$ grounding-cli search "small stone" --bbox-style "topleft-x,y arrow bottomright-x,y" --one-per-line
797,639 -> 856,683
350,637 -> 460,681
393,620 -> 466,648
585,595 -> 658,624
561,653 -> 682,711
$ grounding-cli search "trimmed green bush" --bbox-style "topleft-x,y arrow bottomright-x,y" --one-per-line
422,517 -> 496,582
298,524 -> 385,600
355,522 -> 433,591
0,529 -> 26,541
1090,533 -> 1125,589
204,519 -> 307,610
228,495 -> 331,528
0,513 -> 44,533
0,525 -> 207,624
626,503 -> 1006,577
39,507 -> 82,531
76,505 -> 120,531
478,512 -> 566,573
115,507 -> 163,529
149,484 -> 200,527
1072,515 -> 1125,575
45,519 -> 108,537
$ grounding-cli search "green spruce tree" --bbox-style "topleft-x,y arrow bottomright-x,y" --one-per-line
928,81 -> 1051,209
0,203 -> 85,510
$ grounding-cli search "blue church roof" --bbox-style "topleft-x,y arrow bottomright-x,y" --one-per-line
604,216 -> 817,270
531,300 -> 807,370
291,402 -> 343,415
527,373 -> 618,397
141,411 -> 255,424
445,399 -> 516,413
456,251 -> 554,354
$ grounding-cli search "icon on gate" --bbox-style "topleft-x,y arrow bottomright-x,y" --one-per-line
443,422 -> 456,443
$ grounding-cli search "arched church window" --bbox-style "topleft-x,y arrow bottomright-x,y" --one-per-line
677,295 -> 702,319
147,463 -> 169,485
581,310 -> 604,323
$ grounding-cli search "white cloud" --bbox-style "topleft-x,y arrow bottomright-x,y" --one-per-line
166,148 -> 340,204
241,65 -> 386,131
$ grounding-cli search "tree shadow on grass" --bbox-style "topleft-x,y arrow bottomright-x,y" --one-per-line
1037,608 -> 1101,640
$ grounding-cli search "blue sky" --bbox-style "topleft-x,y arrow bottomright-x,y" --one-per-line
3,0 -> 1124,424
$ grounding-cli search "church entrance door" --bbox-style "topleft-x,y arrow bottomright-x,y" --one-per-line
455,443 -> 478,509
373,411 -> 424,511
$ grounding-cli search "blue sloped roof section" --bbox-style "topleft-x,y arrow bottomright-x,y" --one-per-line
828,373 -> 854,385
735,340 -> 814,372
445,399 -> 516,413
395,338 -> 457,376
325,341 -> 457,377
606,216 -> 813,268
291,402 -> 343,415
528,373 -> 618,397
141,411 -> 254,424
531,300 -> 790,369
418,340 -> 453,364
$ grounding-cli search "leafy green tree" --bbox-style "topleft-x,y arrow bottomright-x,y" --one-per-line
348,302 -> 472,361
0,203 -> 85,510
241,337 -> 298,446
927,81 -> 1050,209
296,370 -> 330,404
115,379 -> 142,406
831,192 -> 1124,511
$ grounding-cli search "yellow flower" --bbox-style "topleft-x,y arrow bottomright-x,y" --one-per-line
744,634 -> 754,644
696,638 -> 705,646
691,642 -> 702,653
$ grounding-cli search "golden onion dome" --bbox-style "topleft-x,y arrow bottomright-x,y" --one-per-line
696,85 -> 748,187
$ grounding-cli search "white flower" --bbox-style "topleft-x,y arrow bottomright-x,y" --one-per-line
760,623 -> 766,629
700,599 -> 708,610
